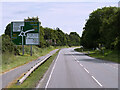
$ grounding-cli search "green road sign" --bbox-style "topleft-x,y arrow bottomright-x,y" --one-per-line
11,21 -> 40,45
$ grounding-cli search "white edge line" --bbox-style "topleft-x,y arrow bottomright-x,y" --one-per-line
84,68 -> 89,73
36,49 -> 58,88
91,76 -> 103,87
45,51 -> 60,88
71,54 -> 77,61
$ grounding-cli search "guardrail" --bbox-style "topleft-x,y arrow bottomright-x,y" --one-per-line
17,54 -> 52,84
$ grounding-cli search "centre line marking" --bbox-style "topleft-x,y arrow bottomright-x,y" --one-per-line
84,68 -> 89,73
80,63 -> 83,67
91,76 -> 103,87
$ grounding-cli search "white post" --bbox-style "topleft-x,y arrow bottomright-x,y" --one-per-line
22,35 -> 24,55
21,26 -> 24,56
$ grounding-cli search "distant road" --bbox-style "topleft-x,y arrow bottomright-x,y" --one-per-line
0,49 -> 58,89
38,48 -> 118,88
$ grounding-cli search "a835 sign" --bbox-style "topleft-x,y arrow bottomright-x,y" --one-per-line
11,21 -> 40,45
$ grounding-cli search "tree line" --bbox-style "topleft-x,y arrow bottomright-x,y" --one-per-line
2,17 -> 80,53
81,7 -> 120,50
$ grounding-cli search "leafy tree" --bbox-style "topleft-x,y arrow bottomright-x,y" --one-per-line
4,16 -> 81,51
56,27 -> 67,46
65,33 -> 70,46
81,7 -> 119,50
24,16 -> 40,23
39,26 -> 46,48
4,23 -> 11,38
2,34 -> 19,54
81,8 -> 102,48
69,32 -> 80,46
99,7 -> 118,49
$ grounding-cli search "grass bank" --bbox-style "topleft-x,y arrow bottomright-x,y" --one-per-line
8,50 -> 59,88
74,48 -> 120,63
1,46 -> 68,74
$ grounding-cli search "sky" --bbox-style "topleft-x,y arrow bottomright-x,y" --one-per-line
0,0 -> 119,36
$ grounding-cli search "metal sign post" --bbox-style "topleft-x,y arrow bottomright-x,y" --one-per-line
30,45 -> 32,56
15,45 -> 17,56
22,44 -> 24,55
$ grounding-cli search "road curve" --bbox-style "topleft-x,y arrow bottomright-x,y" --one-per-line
38,48 -> 118,88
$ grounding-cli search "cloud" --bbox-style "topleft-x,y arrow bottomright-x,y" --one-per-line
1,2 -> 118,36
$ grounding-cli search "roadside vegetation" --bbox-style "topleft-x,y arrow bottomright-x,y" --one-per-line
8,50 -> 59,88
2,45 -> 58,74
1,17 -> 80,74
79,7 -> 120,63
81,7 -> 120,50
1,34 -> 69,73
75,48 -> 120,63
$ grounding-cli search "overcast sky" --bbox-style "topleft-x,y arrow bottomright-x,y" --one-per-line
1,0 -> 119,36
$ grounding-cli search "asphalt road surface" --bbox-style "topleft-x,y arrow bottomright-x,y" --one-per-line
38,48 -> 118,88
0,49 -> 58,89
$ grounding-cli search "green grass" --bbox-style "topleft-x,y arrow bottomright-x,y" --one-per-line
75,48 -> 120,63
0,52 -> 2,74
1,46 -> 55,74
8,50 -> 59,88
1,46 -> 69,74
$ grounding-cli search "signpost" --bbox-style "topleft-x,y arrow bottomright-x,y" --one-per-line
11,21 -> 40,56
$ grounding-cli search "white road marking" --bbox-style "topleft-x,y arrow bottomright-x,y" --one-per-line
70,53 -> 77,61
69,50 -> 103,88
109,65 -> 118,69
84,68 -> 89,73
113,67 -> 118,69
80,63 -> 83,67
74,57 -> 77,59
91,76 -> 103,87
45,51 -> 60,88
104,63 -> 118,69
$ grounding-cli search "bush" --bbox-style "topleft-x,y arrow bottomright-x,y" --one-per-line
2,34 -> 19,55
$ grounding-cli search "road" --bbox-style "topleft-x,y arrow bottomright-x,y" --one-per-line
0,49 -> 58,89
38,48 -> 118,88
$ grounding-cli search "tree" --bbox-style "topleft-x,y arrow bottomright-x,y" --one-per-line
2,34 -> 19,54
4,16 -> 81,49
69,32 -> 80,46
56,28 -> 67,46
65,33 -> 70,46
39,26 -> 46,48
4,23 -> 11,38
99,7 -> 118,49
81,6 -> 119,50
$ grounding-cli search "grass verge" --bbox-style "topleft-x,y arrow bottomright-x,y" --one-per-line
1,45 -> 70,74
1,46 -> 56,74
74,48 -> 120,63
7,49 -> 59,88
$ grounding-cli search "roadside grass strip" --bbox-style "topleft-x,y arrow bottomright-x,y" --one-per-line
1,46 -> 56,74
74,48 -> 120,63
1,46 -> 69,74
8,50 -> 59,88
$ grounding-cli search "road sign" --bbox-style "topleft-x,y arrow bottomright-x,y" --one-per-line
11,21 -> 40,45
